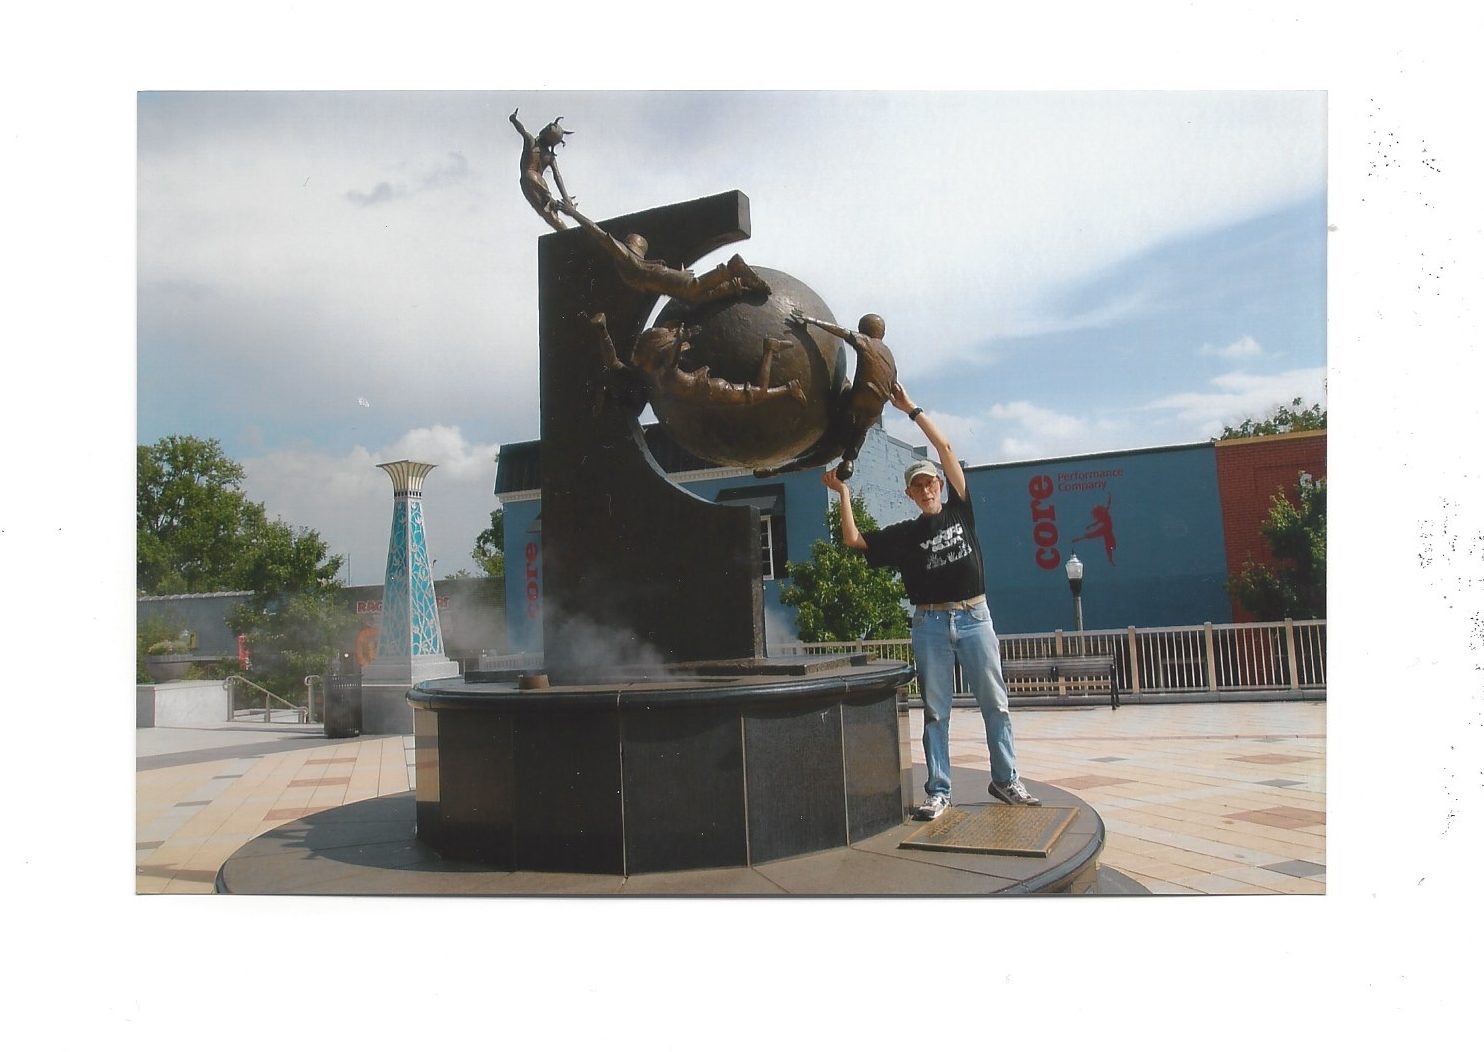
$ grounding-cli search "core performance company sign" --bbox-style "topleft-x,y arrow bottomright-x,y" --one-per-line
1026,468 -> 1122,571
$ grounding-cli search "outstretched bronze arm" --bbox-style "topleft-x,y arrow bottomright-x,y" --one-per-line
556,200 -> 629,264
579,311 -> 624,372
549,157 -> 573,206
789,306 -> 852,341
509,109 -> 533,144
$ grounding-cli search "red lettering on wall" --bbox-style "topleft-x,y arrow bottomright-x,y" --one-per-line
524,542 -> 541,619
1028,474 -> 1061,570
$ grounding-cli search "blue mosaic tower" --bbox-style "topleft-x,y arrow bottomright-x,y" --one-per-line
360,460 -> 460,733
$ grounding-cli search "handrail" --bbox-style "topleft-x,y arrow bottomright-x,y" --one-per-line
303,675 -> 324,723
776,618 -> 1327,702
223,674 -> 309,723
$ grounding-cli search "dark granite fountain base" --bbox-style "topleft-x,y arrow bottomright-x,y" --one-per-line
407,656 -> 916,876
214,654 -> 1127,895
214,780 -> 1120,895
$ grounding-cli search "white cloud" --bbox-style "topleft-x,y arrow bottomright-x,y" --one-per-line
137,90 -> 1326,453
1198,335 -> 1266,359
1144,367 -> 1328,437
998,292 -> 1154,344
239,426 -> 501,586
884,401 -> 1116,466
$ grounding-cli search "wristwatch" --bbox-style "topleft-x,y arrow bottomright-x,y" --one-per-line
908,406 -> 924,421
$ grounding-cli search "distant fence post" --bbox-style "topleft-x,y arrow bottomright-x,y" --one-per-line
1203,622 -> 1219,692
1126,627 -> 1140,695
1284,618 -> 1301,691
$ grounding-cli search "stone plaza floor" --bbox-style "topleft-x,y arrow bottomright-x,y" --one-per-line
136,699 -> 1324,894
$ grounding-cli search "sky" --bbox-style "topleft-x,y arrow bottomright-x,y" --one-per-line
138,89 -> 1327,584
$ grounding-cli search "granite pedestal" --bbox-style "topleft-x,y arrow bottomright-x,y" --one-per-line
408,656 -> 915,875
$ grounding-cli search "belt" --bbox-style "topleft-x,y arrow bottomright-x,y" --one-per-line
914,595 -> 986,612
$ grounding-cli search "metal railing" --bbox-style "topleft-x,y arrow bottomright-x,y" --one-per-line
777,619 -> 1327,702
224,674 -> 310,723
476,651 -> 540,671
304,675 -> 324,722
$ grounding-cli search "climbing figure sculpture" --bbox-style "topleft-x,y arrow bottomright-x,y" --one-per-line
510,109 -> 575,231
755,307 -> 898,481
555,198 -> 769,303
582,312 -> 804,414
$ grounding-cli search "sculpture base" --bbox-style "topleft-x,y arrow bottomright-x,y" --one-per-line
360,656 -> 461,734
408,657 -> 915,875
214,783 -> 1115,895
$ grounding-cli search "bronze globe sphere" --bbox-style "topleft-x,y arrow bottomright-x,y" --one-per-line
652,268 -> 847,468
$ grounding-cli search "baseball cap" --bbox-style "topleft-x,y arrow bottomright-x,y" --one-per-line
904,459 -> 939,486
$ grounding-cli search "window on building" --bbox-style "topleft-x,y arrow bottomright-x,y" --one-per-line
715,484 -> 787,581
759,513 -> 789,580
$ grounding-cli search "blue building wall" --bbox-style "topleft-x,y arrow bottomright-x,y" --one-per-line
502,497 -> 545,653
968,444 -> 1229,634
499,433 -> 1234,649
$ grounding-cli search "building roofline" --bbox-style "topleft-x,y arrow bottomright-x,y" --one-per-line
494,426 -> 1322,492
969,439 -> 1215,473
1213,428 -> 1327,448
137,590 -> 255,601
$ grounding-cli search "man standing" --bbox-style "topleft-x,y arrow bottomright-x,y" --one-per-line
823,381 -> 1039,818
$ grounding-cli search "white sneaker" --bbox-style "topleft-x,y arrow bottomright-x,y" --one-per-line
989,779 -> 1041,806
915,793 -> 951,820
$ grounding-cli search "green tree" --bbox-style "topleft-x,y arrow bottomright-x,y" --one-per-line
1225,472 -> 1326,620
1218,396 -> 1327,440
137,435 -> 343,595
224,520 -> 350,700
472,506 -> 505,577
139,435 -> 349,698
235,518 -> 343,597
780,496 -> 910,642
138,435 -> 257,593
228,593 -> 357,700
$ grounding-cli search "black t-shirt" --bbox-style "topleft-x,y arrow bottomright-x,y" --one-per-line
862,483 -> 985,604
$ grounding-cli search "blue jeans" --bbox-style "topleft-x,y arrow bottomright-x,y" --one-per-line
911,601 -> 1019,797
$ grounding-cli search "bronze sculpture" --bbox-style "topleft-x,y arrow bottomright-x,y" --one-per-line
754,308 -> 897,481
556,198 -> 770,303
584,311 -> 805,411
510,109 -> 574,231
505,108 -> 878,475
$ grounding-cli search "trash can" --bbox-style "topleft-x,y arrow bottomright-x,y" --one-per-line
323,672 -> 363,739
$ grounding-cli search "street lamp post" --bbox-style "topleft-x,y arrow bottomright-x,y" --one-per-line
1065,553 -> 1085,655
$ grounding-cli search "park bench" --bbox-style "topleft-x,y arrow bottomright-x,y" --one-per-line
1002,655 -> 1120,709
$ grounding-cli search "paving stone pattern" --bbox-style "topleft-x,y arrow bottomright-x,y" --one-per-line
136,701 -> 1324,895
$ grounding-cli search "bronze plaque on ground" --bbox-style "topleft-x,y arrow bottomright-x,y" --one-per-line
898,806 -> 1079,858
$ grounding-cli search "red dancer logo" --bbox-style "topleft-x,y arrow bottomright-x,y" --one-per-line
1070,496 -> 1117,566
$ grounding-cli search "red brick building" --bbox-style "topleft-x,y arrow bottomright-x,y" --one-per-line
1213,430 -> 1327,621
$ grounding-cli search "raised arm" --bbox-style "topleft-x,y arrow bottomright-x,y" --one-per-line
556,201 -> 628,262
890,382 -> 967,500
580,312 -> 624,372
822,469 -> 867,550
549,157 -> 573,204
789,306 -> 854,343
509,109 -> 533,144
